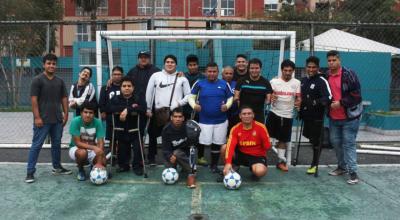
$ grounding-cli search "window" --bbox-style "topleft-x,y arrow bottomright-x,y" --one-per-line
75,0 -> 108,16
76,24 -> 107,42
138,0 -> 171,16
221,0 -> 234,16
79,48 -> 121,67
265,0 -> 278,12
203,0 -> 235,16
203,0 -> 217,16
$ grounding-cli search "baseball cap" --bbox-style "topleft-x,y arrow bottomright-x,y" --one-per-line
138,50 -> 151,58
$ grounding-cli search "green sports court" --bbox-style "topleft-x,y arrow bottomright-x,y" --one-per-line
2,163 -> 400,220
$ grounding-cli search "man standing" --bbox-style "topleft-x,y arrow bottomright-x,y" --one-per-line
69,102 -> 106,181
267,59 -> 301,172
146,55 -> 191,165
127,51 -> 160,165
234,58 -> 272,123
162,107 -> 198,189
99,66 -> 123,143
26,54 -> 71,183
221,106 -> 271,181
299,56 -> 331,174
183,54 -> 207,166
233,54 -> 249,81
188,62 -> 233,173
326,50 -> 362,185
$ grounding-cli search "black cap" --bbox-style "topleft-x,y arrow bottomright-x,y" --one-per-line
138,50 -> 151,58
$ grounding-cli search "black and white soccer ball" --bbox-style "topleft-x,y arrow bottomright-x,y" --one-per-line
223,171 -> 242,190
90,167 -> 108,185
162,168 -> 179,184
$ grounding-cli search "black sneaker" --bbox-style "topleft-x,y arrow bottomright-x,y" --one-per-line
216,173 -> 224,183
148,159 -> 157,167
133,167 -> 144,176
210,165 -> 221,174
347,172 -> 359,185
52,166 -> 72,175
328,167 -> 347,176
25,173 -> 35,183
116,166 -> 130,173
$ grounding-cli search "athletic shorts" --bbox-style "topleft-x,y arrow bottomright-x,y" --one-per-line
69,146 -> 96,164
199,120 -> 228,145
233,150 -> 267,167
266,111 -> 293,142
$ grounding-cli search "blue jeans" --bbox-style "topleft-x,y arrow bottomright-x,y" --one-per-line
27,123 -> 63,174
329,118 -> 360,173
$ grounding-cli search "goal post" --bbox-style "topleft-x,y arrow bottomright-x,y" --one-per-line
96,29 -> 296,165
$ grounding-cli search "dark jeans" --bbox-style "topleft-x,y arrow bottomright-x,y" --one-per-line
27,123 -> 63,174
148,117 -> 164,161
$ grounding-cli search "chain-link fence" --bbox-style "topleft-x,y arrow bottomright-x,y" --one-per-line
0,17 -> 400,144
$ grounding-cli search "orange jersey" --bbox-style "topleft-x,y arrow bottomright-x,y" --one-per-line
225,121 -> 271,164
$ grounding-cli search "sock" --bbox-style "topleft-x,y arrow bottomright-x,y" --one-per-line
198,144 -> 205,158
210,144 -> 220,167
277,148 -> 286,162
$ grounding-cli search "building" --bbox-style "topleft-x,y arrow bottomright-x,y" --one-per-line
59,0 -> 266,56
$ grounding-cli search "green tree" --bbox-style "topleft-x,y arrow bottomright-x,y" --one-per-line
73,0 -> 102,41
0,0 -> 63,108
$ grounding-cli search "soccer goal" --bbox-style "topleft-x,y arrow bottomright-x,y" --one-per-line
96,29 -> 296,164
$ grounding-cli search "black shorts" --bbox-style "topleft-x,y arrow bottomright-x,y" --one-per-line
266,111 -> 293,142
302,119 -> 323,146
232,150 -> 267,167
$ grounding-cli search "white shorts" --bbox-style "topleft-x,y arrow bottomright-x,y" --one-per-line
199,120 -> 228,145
69,146 -> 96,164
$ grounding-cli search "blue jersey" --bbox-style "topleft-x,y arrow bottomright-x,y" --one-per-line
192,79 -> 233,124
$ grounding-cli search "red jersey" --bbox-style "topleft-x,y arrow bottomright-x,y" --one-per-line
225,121 -> 271,164
328,67 -> 346,120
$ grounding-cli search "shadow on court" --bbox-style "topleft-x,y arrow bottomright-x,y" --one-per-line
1,164 -> 400,220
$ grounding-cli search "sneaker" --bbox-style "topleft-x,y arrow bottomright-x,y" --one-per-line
25,173 -> 35,183
133,167 -> 144,176
77,170 -> 86,181
276,162 -> 289,172
307,166 -> 317,174
148,159 -> 157,167
210,165 -> 221,174
216,173 -> 224,183
52,166 -> 72,175
197,157 -> 208,166
347,172 -> 359,185
116,166 -> 130,173
329,167 -> 347,176
186,174 -> 197,189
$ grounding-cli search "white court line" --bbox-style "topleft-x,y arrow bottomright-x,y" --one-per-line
0,144 -> 69,149
1,162 -> 400,167
191,183 -> 202,215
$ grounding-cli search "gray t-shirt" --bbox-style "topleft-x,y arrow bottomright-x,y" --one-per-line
30,73 -> 68,124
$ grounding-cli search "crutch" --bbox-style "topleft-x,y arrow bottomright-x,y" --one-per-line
292,116 -> 304,166
107,114 -> 117,178
136,114 -> 148,178
189,145 -> 197,174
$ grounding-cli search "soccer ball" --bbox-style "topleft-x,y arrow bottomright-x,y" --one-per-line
223,171 -> 242,190
162,168 -> 179,184
90,167 -> 108,185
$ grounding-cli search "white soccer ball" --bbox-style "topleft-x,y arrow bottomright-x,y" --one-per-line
90,167 -> 108,185
223,171 -> 242,190
162,168 -> 179,184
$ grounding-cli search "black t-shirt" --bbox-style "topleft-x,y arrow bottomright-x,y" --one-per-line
233,68 -> 248,82
161,122 -> 189,160
30,73 -> 68,123
235,75 -> 272,114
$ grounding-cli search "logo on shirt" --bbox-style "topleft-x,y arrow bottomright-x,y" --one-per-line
252,131 -> 257,136
159,82 -> 174,88
238,132 -> 242,137
310,84 -> 315,89
171,138 -> 187,147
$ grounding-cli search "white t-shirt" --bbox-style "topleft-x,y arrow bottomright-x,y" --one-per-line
270,77 -> 301,119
